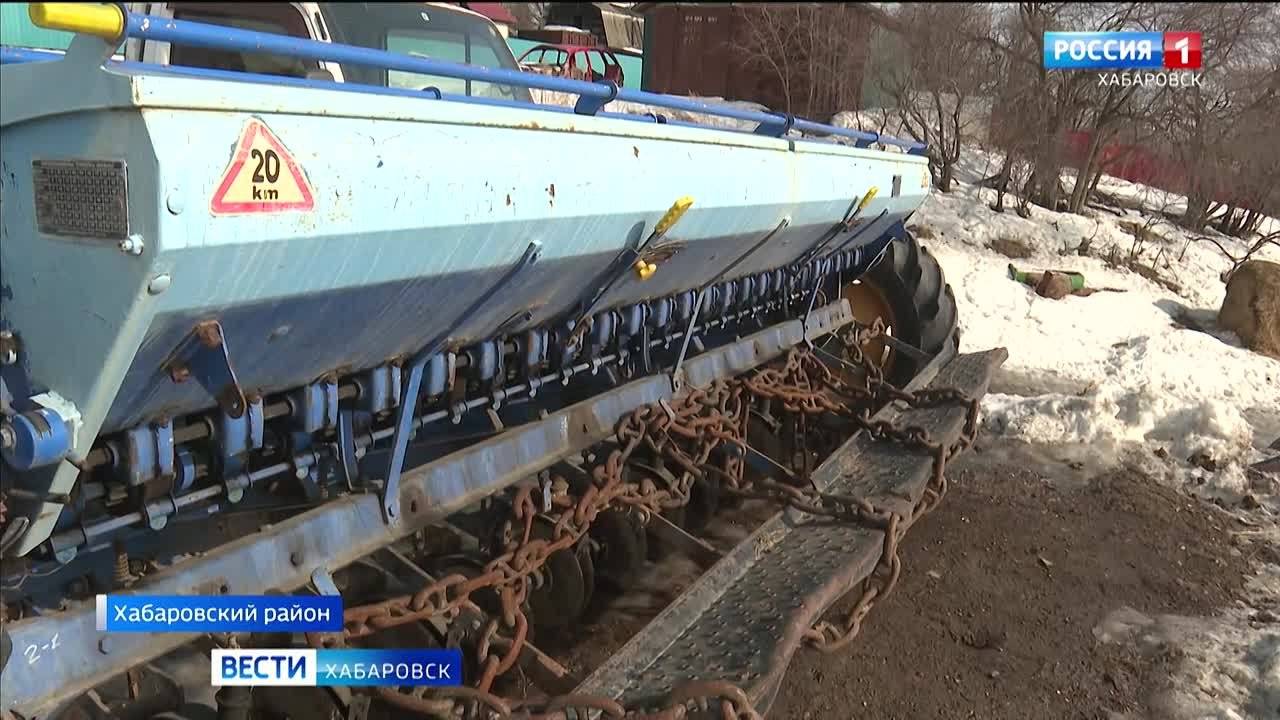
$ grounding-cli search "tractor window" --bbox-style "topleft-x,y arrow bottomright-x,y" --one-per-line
167,3 -> 319,78
386,29 -> 509,99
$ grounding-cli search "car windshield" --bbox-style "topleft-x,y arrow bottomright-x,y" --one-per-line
320,3 -> 531,103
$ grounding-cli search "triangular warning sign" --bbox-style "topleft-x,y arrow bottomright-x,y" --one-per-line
210,118 -> 315,215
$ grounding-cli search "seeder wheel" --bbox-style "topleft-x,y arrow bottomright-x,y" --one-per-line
589,509 -> 647,590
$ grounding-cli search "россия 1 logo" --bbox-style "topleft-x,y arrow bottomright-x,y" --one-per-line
1044,31 -> 1202,71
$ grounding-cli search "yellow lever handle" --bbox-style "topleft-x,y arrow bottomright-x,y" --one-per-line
653,196 -> 694,237
28,3 -> 125,41
858,186 -> 879,212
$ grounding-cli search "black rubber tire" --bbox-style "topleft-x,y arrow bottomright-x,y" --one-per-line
526,547 -> 588,630
860,232 -> 959,386
589,510 -> 647,591
681,477 -> 719,533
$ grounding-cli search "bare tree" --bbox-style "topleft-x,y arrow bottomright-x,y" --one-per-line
504,3 -> 550,30
729,3 -> 883,119
1210,92 -> 1280,236
1142,3 -> 1274,230
967,1 -> 1277,228
732,4 -> 802,114
732,0 -> 1278,228
1196,230 -> 1280,282
970,3 -> 1183,213
871,4 -> 996,192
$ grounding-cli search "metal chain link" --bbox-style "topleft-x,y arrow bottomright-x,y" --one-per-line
318,324 -> 975,717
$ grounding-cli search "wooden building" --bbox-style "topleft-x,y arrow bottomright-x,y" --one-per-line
634,2 -> 882,119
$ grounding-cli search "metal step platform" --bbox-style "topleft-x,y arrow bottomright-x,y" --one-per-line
573,347 -> 1008,714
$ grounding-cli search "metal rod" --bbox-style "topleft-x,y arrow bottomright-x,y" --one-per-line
51,293 -> 815,555
108,10 -> 922,150
646,512 -> 723,570
670,220 -> 792,384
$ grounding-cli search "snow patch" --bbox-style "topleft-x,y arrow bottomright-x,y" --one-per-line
917,148 -> 1279,720
912,154 -> 1280,500
1095,566 -> 1280,720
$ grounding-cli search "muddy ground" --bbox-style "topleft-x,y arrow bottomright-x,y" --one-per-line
550,438 -> 1271,719
770,441 -> 1264,719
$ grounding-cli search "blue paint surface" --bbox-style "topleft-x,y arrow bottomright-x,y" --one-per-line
0,9 -> 933,555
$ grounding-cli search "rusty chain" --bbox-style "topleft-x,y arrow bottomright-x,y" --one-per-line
309,323 -> 976,718
736,326 -> 979,652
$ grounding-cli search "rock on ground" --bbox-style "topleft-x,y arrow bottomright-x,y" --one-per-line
1219,260 -> 1280,361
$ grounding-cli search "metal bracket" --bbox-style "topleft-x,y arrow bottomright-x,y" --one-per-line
292,378 -> 339,434
163,320 -> 247,419
573,79 -> 620,115
140,495 -> 176,531
337,409 -> 360,492
753,112 -> 795,137
310,567 -> 340,596
382,241 -> 542,527
219,396 -> 264,472
123,419 -> 175,487
357,365 -> 401,415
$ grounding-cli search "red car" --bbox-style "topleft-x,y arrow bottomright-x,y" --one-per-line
517,43 -> 624,85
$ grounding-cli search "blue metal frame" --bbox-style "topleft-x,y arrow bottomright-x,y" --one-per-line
0,300 -> 858,717
0,45 -> 62,63
2,9 -> 927,155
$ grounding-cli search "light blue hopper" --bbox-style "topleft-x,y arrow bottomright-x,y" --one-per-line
0,3 -> 930,564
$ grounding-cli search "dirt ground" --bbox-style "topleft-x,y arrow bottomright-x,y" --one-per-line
533,437 -> 1268,719
769,440 -> 1256,720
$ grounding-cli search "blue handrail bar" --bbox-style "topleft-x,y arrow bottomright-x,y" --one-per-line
0,47 -> 740,137
6,9 -> 929,155
1,46 -> 63,63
